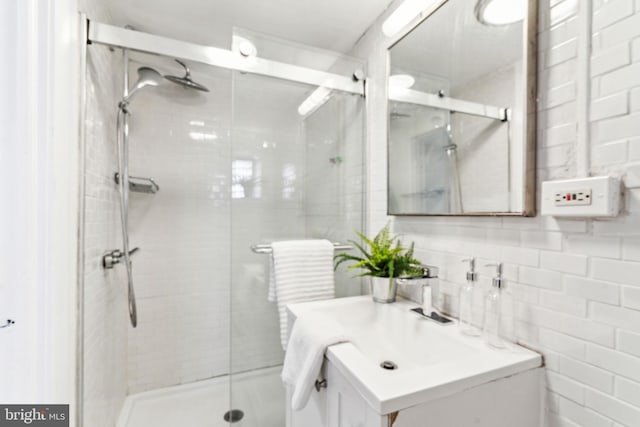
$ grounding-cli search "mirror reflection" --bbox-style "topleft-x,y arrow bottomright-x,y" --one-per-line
388,0 -> 535,216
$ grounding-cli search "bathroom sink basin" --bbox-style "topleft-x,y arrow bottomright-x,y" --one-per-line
287,296 -> 542,414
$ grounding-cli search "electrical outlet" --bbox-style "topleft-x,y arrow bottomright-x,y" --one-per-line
541,176 -> 620,217
554,189 -> 592,206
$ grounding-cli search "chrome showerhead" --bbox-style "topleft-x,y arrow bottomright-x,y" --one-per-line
164,59 -> 209,92
121,66 -> 164,106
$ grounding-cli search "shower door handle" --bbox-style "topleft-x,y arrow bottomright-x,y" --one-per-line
103,247 -> 140,269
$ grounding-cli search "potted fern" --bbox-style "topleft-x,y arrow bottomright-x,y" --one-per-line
334,223 -> 425,303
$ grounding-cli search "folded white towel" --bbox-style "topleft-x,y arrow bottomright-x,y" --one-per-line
268,239 -> 335,349
282,311 -> 350,411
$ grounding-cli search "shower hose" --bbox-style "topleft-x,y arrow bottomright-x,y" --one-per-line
116,106 -> 138,328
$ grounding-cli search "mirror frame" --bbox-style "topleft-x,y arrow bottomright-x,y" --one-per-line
386,0 -> 538,217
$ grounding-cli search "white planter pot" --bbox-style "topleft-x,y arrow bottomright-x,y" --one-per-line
369,276 -> 397,303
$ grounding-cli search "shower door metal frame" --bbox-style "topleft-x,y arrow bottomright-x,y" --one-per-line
86,19 -> 365,96
389,88 -> 509,121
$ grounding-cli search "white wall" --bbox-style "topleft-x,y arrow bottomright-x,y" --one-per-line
354,0 -> 640,425
0,0 -> 79,422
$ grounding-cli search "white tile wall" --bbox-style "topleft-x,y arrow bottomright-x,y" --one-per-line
80,0 -> 128,423
124,58 -> 233,393
353,0 -> 640,425
304,91 -> 365,298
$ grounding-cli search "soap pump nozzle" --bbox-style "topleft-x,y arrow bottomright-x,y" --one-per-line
483,262 -> 505,348
459,257 -> 481,336
463,258 -> 478,282
486,262 -> 504,289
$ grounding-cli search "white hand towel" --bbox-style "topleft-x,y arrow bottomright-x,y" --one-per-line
282,311 -> 350,411
267,239 -> 335,349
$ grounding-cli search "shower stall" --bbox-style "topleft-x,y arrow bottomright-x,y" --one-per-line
80,21 -> 365,427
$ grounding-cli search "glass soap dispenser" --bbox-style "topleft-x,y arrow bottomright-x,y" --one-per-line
484,263 -> 505,348
459,258 -> 480,336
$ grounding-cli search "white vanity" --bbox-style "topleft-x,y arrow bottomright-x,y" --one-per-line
286,296 -> 543,427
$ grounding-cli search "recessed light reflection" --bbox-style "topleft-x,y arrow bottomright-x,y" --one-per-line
389,74 -> 415,89
475,0 -> 526,26
298,86 -> 332,116
189,131 -> 218,141
382,0 -> 439,37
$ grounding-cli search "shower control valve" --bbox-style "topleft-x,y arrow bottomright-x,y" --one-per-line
103,247 -> 139,269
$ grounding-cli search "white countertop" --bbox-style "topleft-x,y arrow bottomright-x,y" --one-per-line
287,296 -> 542,414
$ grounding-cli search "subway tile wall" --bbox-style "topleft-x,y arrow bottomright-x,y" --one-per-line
81,9 -> 128,427
354,0 -> 640,425
303,92 -> 366,298
125,58 -> 233,393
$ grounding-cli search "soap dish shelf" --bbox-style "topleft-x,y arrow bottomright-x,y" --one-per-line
114,173 -> 160,194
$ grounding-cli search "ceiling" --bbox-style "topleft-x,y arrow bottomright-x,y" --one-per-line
107,0 -> 394,54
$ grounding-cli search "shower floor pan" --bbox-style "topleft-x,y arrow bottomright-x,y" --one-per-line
117,366 -> 285,427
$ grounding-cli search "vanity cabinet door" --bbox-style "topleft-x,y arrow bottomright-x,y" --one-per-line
287,378 -> 328,427
326,363 -> 386,427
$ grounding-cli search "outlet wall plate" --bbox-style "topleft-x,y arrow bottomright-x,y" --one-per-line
541,176 -> 621,217
554,188 -> 592,206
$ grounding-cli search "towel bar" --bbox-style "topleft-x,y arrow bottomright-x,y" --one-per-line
250,242 -> 352,254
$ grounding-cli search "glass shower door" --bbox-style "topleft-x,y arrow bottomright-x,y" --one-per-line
229,71 -> 364,426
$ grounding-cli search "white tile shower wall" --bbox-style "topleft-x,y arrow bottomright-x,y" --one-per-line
81,5 -> 129,425
126,59 -> 232,393
354,0 -> 640,425
304,92 -> 365,298
229,128 -> 305,373
229,72 -> 311,373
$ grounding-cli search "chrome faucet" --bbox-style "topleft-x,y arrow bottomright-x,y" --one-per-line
397,265 -> 453,324
396,264 -> 438,306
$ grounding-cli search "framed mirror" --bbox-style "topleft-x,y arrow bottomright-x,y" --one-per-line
387,0 -> 537,216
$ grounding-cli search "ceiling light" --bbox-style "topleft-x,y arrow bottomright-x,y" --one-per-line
475,0 -> 526,26
389,74 -> 415,89
382,0 -> 439,37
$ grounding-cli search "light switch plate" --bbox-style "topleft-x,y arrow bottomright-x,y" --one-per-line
541,176 -> 621,217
